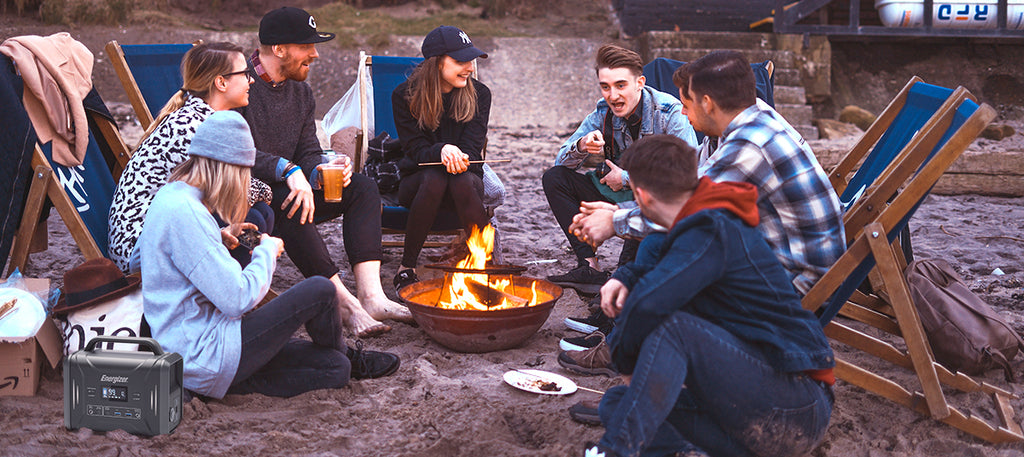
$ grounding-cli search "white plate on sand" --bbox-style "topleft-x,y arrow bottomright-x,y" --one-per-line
0,288 -> 45,343
503,369 -> 577,395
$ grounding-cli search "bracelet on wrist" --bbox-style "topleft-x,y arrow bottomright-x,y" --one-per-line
284,164 -> 301,179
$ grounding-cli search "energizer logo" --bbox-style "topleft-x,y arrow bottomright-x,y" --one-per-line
100,375 -> 129,383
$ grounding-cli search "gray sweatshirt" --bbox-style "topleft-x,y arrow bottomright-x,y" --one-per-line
137,181 -> 277,398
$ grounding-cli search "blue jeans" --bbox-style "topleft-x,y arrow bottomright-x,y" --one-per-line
599,312 -> 833,457
227,276 -> 350,397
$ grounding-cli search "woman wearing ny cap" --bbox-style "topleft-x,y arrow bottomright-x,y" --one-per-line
391,25 -> 492,292
137,111 -> 399,399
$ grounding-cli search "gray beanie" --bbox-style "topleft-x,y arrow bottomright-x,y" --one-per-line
187,111 -> 256,166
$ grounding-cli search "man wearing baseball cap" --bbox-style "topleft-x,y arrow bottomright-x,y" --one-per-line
237,6 -> 412,339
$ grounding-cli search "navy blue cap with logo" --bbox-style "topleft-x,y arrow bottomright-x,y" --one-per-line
421,25 -> 488,62
259,6 -> 335,45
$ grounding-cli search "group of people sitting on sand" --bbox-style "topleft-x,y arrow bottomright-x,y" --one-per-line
544,44 -> 842,457
104,5 -> 843,455
105,8 -> 497,400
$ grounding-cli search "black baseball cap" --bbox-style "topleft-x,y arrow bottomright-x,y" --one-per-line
421,25 -> 487,62
259,7 -> 335,45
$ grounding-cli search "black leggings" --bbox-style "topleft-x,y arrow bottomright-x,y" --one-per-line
397,168 -> 488,268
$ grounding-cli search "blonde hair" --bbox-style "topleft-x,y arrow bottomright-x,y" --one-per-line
406,55 -> 478,131
168,156 -> 250,225
136,42 -> 245,147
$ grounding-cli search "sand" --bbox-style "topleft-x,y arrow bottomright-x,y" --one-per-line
4,125 -> 1024,457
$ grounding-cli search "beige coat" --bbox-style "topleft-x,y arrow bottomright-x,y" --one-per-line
0,33 -> 93,167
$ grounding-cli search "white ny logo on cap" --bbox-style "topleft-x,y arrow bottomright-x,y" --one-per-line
458,31 -> 471,44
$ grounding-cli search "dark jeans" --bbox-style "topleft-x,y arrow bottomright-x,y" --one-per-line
228,276 -> 350,397
599,312 -> 833,457
397,168 -> 487,269
269,173 -> 383,279
542,166 -> 638,266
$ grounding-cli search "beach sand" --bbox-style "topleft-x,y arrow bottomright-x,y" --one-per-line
4,125 -> 1024,457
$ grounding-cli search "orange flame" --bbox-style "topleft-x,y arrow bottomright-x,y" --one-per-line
437,225 -> 538,310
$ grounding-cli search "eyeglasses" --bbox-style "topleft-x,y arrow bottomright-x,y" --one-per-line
222,69 -> 253,82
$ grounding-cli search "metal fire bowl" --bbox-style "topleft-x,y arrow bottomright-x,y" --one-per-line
398,277 -> 563,353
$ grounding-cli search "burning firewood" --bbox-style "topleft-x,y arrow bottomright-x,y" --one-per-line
465,278 -> 528,308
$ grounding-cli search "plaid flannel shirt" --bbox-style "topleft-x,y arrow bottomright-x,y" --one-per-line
614,102 -> 845,294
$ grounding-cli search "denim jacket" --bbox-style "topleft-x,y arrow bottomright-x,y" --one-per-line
607,208 -> 835,376
554,86 -> 697,187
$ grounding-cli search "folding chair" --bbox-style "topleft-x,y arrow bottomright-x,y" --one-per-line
803,88 -> 1021,443
105,41 -> 194,131
3,54 -> 133,277
355,52 -> 490,249
643,57 -> 775,108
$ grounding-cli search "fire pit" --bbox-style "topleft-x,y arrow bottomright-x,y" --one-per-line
397,225 -> 564,353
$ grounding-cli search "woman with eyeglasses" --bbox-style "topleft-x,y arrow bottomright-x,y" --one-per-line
109,41 -> 274,273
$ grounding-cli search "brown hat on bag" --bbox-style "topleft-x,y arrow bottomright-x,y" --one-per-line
53,258 -> 141,316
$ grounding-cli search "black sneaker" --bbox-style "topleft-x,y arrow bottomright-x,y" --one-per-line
560,331 -> 605,352
583,441 -> 619,457
565,307 -> 613,334
347,341 -> 400,379
569,400 -> 602,426
393,269 -> 419,295
547,264 -> 610,295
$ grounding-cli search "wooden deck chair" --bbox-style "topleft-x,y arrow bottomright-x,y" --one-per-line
642,57 -> 775,145
803,90 -> 1021,443
355,52 -> 487,248
5,82 -> 133,277
105,41 -> 195,131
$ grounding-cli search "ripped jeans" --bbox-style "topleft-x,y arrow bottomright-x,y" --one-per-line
598,312 -> 833,457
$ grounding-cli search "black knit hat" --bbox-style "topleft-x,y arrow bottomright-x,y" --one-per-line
259,7 -> 335,45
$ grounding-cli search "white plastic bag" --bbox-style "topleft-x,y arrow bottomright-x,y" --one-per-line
323,55 -> 373,136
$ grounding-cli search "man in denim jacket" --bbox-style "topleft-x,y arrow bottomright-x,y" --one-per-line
582,134 -> 834,457
542,44 -> 697,295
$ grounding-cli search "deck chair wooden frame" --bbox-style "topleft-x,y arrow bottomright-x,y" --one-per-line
804,90 -> 1021,443
6,111 -> 132,277
355,52 -> 480,248
106,40 -> 198,131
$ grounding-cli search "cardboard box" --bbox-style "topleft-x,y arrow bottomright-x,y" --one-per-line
0,278 -> 63,396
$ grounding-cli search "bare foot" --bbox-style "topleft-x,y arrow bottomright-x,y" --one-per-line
361,293 -> 415,323
340,296 -> 391,338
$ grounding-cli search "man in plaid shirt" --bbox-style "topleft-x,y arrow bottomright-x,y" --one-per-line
573,50 -> 844,295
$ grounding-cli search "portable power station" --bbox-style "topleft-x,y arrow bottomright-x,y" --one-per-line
64,336 -> 183,435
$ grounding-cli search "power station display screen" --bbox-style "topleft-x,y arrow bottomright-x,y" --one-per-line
101,386 -> 127,402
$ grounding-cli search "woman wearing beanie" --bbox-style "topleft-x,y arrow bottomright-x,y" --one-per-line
391,25 -> 492,292
138,111 -> 400,399
108,42 -> 275,272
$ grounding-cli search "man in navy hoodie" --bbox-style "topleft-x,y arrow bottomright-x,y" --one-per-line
582,135 -> 835,457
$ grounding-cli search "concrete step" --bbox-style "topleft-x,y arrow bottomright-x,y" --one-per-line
776,103 -> 813,127
774,85 -> 806,105
648,48 -> 798,69
772,68 -> 801,87
794,125 -> 820,141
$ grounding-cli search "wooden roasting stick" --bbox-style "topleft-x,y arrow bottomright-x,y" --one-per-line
419,159 -> 511,166
0,298 -> 18,321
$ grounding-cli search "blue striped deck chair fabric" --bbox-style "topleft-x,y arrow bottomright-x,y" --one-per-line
643,57 -> 775,144
802,90 -> 1020,443
106,41 -> 193,130
358,55 -> 465,238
